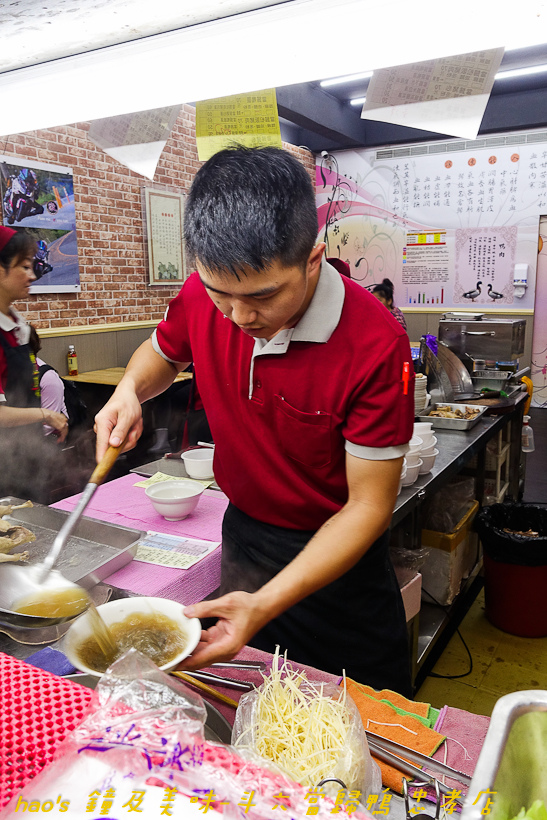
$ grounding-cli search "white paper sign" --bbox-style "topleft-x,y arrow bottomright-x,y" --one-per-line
361,48 -> 505,140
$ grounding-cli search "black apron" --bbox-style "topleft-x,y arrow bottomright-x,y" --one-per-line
0,332 -> 58,503
0,333 -> 40,407
220,503 -> 412,697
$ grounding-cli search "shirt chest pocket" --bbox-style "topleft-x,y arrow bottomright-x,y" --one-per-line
274,395 -> 332,468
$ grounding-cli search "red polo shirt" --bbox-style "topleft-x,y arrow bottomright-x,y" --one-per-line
153,261 -> 414,530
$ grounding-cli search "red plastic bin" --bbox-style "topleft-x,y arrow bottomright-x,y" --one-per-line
484,554 -> 547,638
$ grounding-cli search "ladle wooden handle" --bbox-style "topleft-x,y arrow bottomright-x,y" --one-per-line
89,442 -> 126,486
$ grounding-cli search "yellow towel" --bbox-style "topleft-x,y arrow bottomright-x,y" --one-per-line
345,678 -> 445,793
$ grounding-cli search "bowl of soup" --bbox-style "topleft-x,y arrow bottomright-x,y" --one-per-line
63,596 -> 201,677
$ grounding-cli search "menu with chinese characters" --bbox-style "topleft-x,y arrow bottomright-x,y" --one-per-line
316,139 -> 541,311
361,49 -> 504,140
144,187 -> 186,285
195,89 -> 282,161
135,531 -> 220,569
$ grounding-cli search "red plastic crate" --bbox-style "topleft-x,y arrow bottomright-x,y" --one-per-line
0,652 -> 93,808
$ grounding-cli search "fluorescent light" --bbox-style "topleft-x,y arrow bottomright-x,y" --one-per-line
495,63 -> 547,79
350,97 -> 367,107
320,71 -> 373,87
0,0 -> 546,136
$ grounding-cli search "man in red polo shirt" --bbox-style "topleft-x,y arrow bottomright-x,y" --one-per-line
95,146 -> 415,694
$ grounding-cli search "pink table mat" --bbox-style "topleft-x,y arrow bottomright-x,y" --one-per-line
52,474 -> 229,605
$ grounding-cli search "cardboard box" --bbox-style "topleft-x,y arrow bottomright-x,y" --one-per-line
420,500 -> 480,606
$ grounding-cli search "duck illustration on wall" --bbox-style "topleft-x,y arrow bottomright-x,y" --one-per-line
487,284 -> 505,301
462,281 -> 482,301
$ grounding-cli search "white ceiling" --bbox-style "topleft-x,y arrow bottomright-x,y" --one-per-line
0,0 -> 287,73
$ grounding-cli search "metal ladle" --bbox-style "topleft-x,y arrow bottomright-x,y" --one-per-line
0,443 -> 125,629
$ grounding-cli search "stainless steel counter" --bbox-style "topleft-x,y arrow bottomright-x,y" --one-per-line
391,393 -> 527,690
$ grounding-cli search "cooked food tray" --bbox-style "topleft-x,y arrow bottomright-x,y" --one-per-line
0,497 -> 144,588
417,403 -> 488,431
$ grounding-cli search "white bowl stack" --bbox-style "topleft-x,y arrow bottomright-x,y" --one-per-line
413,422 -> 439,474
414,373 -> 428,414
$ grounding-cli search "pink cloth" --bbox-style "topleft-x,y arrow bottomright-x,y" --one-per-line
52,474 -> 229,604
431,705 -> 490,793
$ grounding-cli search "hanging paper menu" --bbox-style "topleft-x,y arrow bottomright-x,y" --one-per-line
195,89 -> 282,161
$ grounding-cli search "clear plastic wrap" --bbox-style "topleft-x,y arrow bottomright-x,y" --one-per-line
422,477 -> 476,534
232,664 -> 381,801
1,649 -> 375,820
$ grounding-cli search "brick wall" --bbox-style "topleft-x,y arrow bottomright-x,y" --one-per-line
5,105 -> 316,330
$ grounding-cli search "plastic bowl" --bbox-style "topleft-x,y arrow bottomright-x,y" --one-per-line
63,596 -> 201,677
419,448 -> 439,474
408,435 -> 423,454
405,453 -> 422,467
145,479 -> 204,520
417,433 -> 435,449
414,422 -> 433,435
181,449 -> 215,479
401,459 -> 422,485
420,437 -> 438,456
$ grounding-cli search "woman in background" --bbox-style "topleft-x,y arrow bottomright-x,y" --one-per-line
372,278 -> 407,331
0,226 -> 67,500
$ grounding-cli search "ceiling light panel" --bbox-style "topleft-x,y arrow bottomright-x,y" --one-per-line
0,0 -> 545,136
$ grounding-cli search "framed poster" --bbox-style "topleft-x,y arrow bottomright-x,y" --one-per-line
0,155 -> 80,294
144,187 -> 186,286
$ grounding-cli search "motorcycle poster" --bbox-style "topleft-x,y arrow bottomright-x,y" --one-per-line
0,155 -> 80,293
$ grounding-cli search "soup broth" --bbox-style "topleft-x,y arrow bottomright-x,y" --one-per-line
76,611 -> 187,673
15,587 -> 90,618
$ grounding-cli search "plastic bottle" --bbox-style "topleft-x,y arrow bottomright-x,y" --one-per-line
67,344 -> 78,377
522,415 -> 535,453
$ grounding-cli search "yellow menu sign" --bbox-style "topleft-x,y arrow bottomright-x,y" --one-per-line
195,89 -> 282,161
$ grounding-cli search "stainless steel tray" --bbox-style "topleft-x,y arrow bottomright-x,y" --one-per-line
417,402 -> 488,431
130,459 -> 222,491
1,496 -> 144,588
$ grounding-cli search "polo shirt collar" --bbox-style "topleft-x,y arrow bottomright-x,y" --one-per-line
253,259 -> 345,357
0,307 -> 29,344
292,258 -> 345,343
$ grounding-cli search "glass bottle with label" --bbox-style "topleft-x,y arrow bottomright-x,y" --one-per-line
67,344 -> 78,377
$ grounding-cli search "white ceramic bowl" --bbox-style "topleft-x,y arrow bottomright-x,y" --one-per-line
407,435 -> 423,454
145,479 -> 204,520
413,422 -> 433,435
419,448 -> 439,474
420,437 -> 438,455
63,596 -> 201,677
181,448 -> 215,479
401,459 -> 422,486
417,433 -> 435,449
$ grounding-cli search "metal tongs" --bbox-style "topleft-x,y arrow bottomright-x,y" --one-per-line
366,731 -> 471,806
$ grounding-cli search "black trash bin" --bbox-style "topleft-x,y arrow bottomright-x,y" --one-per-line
474,503 -> 547,637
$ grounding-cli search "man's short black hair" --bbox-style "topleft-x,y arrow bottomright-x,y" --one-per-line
184,146 -> 318,277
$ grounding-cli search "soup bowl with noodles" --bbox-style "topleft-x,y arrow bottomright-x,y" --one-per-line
63,596 -> 201,677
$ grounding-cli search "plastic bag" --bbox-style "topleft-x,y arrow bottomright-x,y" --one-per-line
475,503 -> 547,566
422,477 -> 476,533
390,545 -> 431,572
232,677 -> 381,800
1,650 -> 375,820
